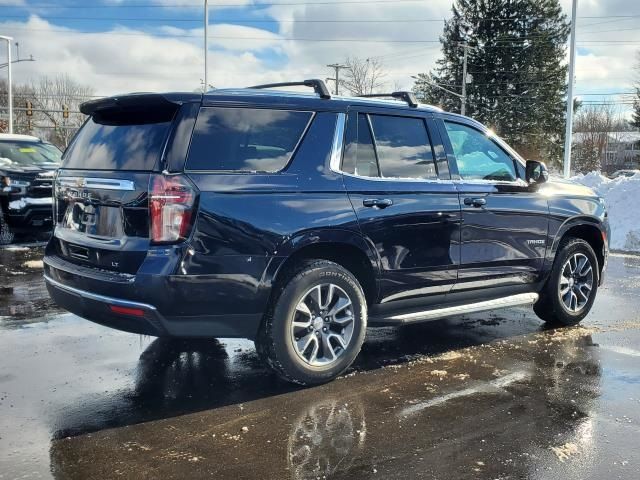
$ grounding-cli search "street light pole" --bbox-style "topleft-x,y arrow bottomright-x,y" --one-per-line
461,43 -> 468,116
204,0 -> 209,92
0,35 -> 13,134
563,0 -> 578,178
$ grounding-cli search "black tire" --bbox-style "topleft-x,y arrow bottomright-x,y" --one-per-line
255,260 -> 367,385
534,238 -> 599,326
0,213 -> 14,245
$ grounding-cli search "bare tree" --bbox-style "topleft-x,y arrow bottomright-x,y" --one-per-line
31,74 -> 94,148
573,103 -> 620,173
0,79 -> 37,135
338,57 -> 387,96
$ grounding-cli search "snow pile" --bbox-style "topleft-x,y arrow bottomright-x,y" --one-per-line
8,197 -> 52,211
571,172 -> 640,252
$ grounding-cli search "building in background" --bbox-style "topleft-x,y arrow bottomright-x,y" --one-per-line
573,131 -> 640,175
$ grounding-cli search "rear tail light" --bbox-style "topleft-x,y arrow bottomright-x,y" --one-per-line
149,174 -> 198,244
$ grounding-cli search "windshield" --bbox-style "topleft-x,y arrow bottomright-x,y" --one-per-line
0,141 -> 63,167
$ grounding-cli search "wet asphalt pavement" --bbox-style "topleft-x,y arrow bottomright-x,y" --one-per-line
0,247 -> 639,479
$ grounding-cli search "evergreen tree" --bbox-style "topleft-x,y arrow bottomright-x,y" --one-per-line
632,52 -> 640,129
631,87 -> 640,129
413,0 -> 570,167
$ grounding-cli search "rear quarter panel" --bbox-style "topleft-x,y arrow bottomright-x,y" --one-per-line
180,111 -> 369,317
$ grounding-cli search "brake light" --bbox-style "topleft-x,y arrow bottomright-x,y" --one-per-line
149,174 -> 197,244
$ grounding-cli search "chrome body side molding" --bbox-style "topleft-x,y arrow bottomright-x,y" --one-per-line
385,293 -> 539,324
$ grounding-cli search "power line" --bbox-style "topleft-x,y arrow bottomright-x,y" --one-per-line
2,14 -> 635,24
0,0 -> 443,8
575,92 -> 636,96
578,14 -> 640,19
0,14 -> 449,23
3,26 -> 640,46
1,2 -> 638,17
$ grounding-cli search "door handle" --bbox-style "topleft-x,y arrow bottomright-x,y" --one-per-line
464,197 -> 487,208
363,198 -> 393,209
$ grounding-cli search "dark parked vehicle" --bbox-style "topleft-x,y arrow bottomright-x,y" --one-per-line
0,134 -> 62,244
610,169 -> 639,179
43,80 -> 609,384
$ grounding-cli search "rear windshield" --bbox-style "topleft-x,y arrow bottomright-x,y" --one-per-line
62,116 -> 172,171
186,107 -> 312,172
0,141 -> 62,167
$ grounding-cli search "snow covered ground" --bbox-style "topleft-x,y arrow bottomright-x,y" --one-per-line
571,172 -> 640,253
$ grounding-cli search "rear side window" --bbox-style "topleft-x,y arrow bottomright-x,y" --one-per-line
186,107 -> 312,172
369,115 -> 437,180
63,117 -> 172,171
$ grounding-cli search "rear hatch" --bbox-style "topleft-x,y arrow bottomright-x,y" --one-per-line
52,94 -> 198,274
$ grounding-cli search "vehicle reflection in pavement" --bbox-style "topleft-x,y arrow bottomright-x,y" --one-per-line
288,399 -> 366,480
49,327 -> 602,480
285,334 -> 600,480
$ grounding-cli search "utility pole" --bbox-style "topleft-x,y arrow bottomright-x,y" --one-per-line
0,35 -> 13,133
204,0 -> 209,92
461,43 -> 468,116
563,0 -> 578,178
327,63 -> 348,95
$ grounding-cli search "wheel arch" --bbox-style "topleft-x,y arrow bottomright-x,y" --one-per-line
549,217 -> 607,283
266,229 -> 380,306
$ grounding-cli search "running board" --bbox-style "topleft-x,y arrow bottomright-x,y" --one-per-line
382,293 -> 539,324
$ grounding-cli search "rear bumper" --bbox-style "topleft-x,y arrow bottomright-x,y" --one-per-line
45,274 -> 168,336
43,254 -> 264,339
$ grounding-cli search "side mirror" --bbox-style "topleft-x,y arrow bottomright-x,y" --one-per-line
526,160 -> 549,185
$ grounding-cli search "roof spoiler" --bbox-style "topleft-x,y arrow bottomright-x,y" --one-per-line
80,93 -> 199,116
357,91 -> 419,108
248,79 -> 331,99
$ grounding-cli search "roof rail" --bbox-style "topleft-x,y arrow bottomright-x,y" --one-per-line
357,91 -> 419,108
248,79 -> 331,99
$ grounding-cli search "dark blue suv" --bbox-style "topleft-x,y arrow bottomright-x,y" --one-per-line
44,80 -> 609,384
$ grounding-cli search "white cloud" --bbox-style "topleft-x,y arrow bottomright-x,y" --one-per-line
0,0 -> 637,107
0,16 -> 276,94
158,23 -> 284,52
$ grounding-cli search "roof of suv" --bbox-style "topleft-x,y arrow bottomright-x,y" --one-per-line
204,88 -> 445,114
79,83 -> 486,131
80,85 -> 446,117
0,133 -> 43,143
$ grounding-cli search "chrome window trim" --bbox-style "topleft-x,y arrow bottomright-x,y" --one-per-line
452,178 -> 529,187
340,171 -> 447,183
329,112 -> 346,173
56,177 -> 136,191
329,111 -> 449,184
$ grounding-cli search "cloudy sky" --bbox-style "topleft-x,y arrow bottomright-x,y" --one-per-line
0,0 -> 638,113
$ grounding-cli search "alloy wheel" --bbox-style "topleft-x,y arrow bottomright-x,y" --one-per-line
559,253 -> 594,313
290,283 -> 355,367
